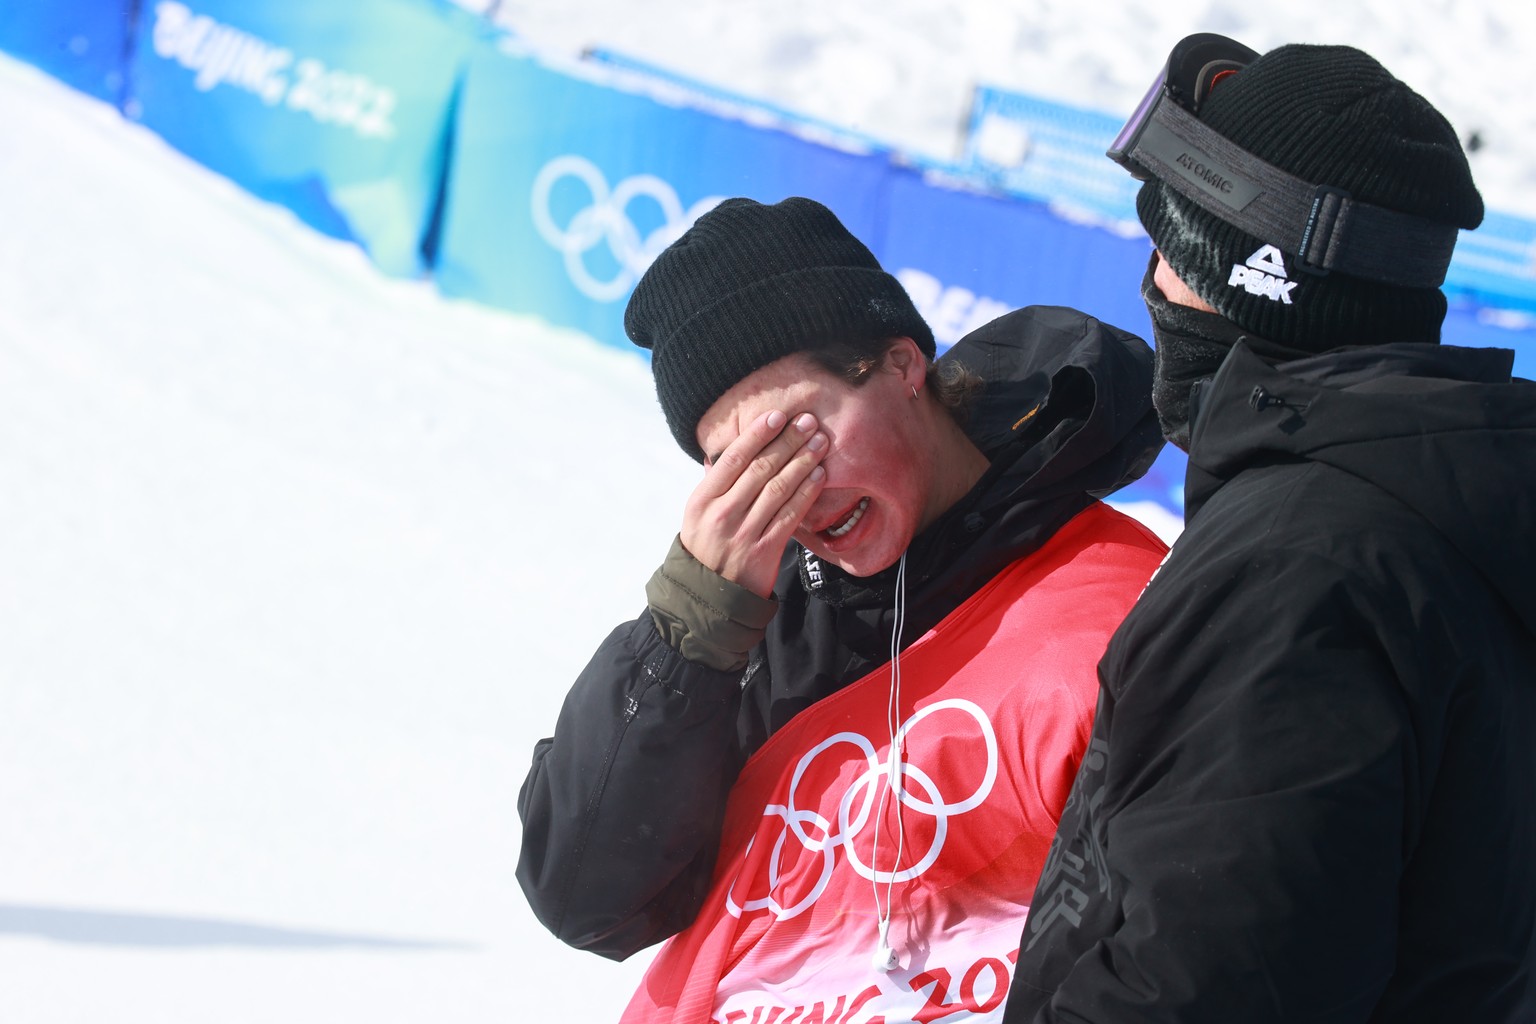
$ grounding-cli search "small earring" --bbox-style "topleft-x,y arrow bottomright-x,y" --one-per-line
910,385 -> 918,399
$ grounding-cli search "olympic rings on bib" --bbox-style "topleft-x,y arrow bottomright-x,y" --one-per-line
726,699 -> 998,921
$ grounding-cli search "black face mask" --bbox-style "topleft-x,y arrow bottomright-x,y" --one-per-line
1141,258 -> 1314,450
1142,261 -> 1248,450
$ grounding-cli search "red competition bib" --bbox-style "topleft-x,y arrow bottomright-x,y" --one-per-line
623,503 -> 1166,1024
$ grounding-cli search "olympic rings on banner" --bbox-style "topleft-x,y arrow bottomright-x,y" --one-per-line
530,155 -> 722,302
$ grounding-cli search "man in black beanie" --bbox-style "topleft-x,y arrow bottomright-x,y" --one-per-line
517,196 -> 1175,1020
1006,36 -> 1536,1023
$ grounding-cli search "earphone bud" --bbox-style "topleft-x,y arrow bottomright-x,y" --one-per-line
871,918 -> 899,972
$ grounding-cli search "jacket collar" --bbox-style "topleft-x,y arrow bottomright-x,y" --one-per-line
1185,340 -> 1536,631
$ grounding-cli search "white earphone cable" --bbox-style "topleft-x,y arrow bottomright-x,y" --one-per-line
871,550 -> 908,972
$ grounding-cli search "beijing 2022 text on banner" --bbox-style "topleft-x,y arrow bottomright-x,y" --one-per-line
0,0 -> 134,103
123,0 -> 481,276
432,41 -> 895,352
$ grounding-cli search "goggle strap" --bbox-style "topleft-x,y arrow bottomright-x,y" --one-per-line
1137,100 -> 1459,288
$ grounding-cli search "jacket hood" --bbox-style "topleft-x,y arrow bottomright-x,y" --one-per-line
798,304 -> 1163,609
1187,341 -> 1536,630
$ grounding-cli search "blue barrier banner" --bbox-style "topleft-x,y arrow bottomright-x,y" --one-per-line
124,0 -> 480,276
433,43 -> 894,351
1447,210 -> 1536,315
876,168 -> 1153,351
959,85 -> 1139,229
0,0 -> 133,103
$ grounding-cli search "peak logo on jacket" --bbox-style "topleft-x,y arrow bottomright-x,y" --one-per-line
725,699 -> 997,921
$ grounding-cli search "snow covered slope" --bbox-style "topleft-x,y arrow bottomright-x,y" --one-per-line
0,54 -> 682,1022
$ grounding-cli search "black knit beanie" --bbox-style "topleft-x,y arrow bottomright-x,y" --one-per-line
1138,43 -> 1484,352
625,197 -> 934,462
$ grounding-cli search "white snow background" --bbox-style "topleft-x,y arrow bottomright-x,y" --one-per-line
2,3 -> 1532,1021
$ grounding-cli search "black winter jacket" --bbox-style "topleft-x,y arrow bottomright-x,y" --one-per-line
517,306 -> 1164,960
1007,342 -> 1536,1022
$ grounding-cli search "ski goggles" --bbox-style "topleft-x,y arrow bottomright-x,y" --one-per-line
1107,32 -> 1459,287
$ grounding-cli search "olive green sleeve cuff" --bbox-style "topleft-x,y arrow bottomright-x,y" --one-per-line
645,535 -> 778,673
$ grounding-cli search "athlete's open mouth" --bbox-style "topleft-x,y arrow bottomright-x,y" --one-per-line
824,497 -> 870,539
